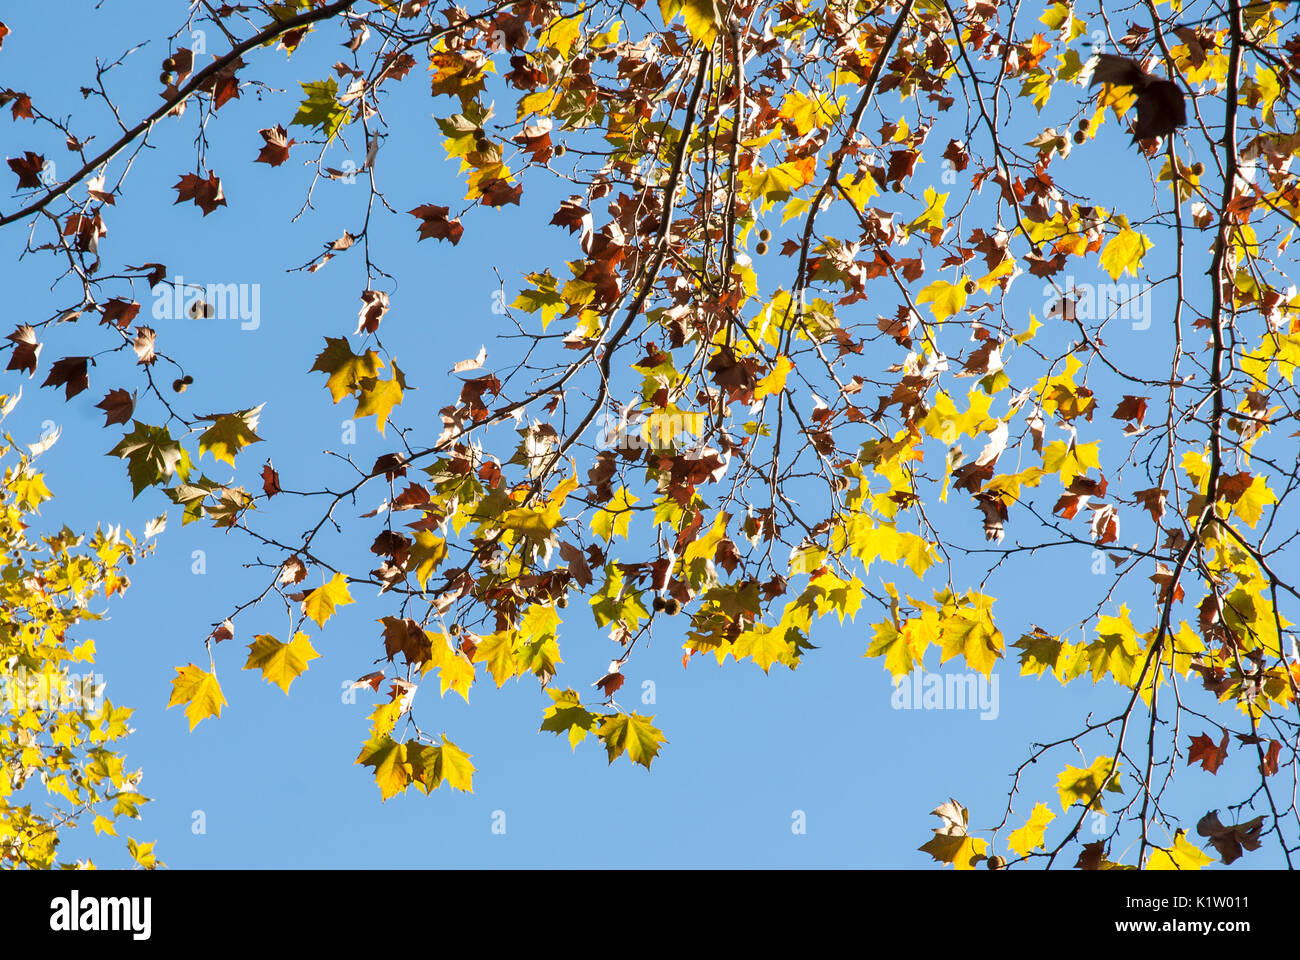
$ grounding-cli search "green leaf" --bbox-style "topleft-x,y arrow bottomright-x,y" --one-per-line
108,421 -> 189,497
291,78 -> 352,141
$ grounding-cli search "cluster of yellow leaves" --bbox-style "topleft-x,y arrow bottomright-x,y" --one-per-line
866,585 -> 1005,678
540,689 -> 666,769
0,397 -> 160,868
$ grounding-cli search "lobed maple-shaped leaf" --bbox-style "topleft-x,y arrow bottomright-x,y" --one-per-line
301,571 -> 354,628
1187,729 -> 1229,774
1196,811 -> 1264,865
166,663 -> 226,730
596,712 -> 665,769
197,405 -> 264,467
261,462 -> 281,497
354,734 -> 412,800
540,687 -> 601,749
132,326 -> 157,365
420,638 -> 475,701
356,289 -> 390,335
173,171 -> 227,215
5,324 -> 40,375
1146,830 -> 1213,870
353,361 -> 407,434
254,124 -> 295,166
107,420 -> 189,497
42,355 -> 89,400
918,798 -> 988,869
409,204 -> 464,245
1056,756 -> 1123,813
403,530 -> 446,591
243,632 -> 319,694
7,150 -> 44,189
409,736 -> 475,793
310,336 -> 383,403
291,78 -> 352,141
1007,802 -> 1056,857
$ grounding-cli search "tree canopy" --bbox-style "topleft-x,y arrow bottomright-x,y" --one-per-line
3,0 -> 1300,869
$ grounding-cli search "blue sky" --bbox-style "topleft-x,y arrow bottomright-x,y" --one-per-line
0,1 -> 1281,868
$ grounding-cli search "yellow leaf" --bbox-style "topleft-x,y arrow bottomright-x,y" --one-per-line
597,712 -> 666,769
406,531 -> 447,590
1100,227 -> 1151,281
243,632 -> 319,694
166,664 -> 226,730
659,0 -> 721,44
591,485 -> 639,541
1056,756 -> 1123,813
916,277 -> 969,322
755,354 -> 793,399
472,630 -> 519,687
355,735 -> 412,800
302,572 -> 354,628
310,337 -> 383,402
435,650 -> 475,701
1007,802 -> 1055,857
198,406 -> 263,467
353,361 -> 406,434
918,832 -> 988,870
1147,830 -> 1214,870
432,736 -> 475,792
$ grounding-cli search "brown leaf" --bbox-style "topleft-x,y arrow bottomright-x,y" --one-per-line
356,289 -> 390,335
558,540 -> 592,587
261,463 -> 282,498
392,483 -> 431,510
127,262 -> 168,289
42,356 -> 89,400
380,616 -> 432,665
1196,811 -> 1263,865
1188,729 -> 1229,774
942,138 -> 969,172
99,298 -> 141,330
550,196 -> 593,252
5,325 -> 41,376
255,125 -> 295,166
594,669 -> 625,698
168,47 -> 194,81
1,88 -> 33,121
1075,840 -> 1106,870
1133,487 -> 1167,524
279,555 -> 307,585
352,671 -> 385,692
409,204 -> 463,244
7,150 -> 44,188
62,211 -> 106,253
196,56 -> 244,110
479,178 -> 522,207
512,119 -> 553,162
1111,395 -> 1148,425
173,171 -> 227,215
1260,739 -> 1282,777
95,388 -> 135,425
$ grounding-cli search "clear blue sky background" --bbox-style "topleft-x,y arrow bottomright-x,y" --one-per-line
0,1 -> 1278,868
